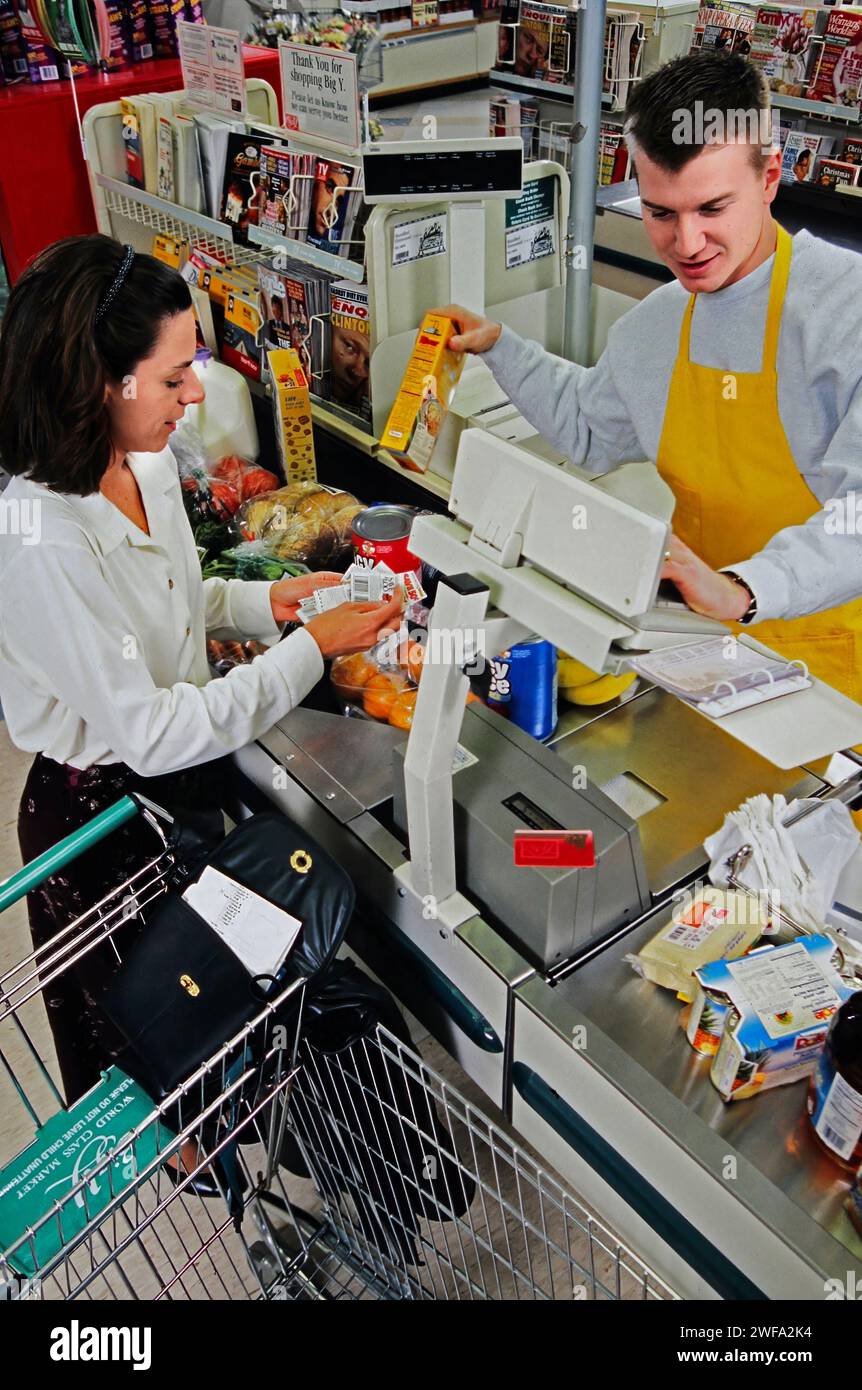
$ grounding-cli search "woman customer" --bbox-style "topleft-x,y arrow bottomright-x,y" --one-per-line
0,235 -> 401,1113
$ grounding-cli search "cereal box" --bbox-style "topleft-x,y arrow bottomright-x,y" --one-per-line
381,312 -> 464,474
268,348 -> 316,484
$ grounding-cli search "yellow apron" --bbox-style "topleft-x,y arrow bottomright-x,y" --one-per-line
656,223 -> 862,706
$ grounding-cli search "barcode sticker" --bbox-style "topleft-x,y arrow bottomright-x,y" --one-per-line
350,572 -> 374,603
41,65 -> 59,80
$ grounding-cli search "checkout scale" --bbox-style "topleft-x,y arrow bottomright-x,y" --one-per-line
231,144 -> 862,1299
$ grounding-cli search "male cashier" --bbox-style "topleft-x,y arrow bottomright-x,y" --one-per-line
442,51 -> 862,703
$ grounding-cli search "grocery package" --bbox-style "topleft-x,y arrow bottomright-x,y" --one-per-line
182,349 -> 260,461
806,990 -> 862,1169
237,481 -> 364,569
628,887 -> 768,999
380,313 -> 465,473
268,347 -> 317,484
698,936 -> 856,1103
207,640 -> 268,675
352,505 -> 423,577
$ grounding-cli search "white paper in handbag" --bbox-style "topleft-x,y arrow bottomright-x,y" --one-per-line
183,866 -> 302,979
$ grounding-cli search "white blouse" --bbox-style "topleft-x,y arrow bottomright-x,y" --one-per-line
0,446 -> 323,776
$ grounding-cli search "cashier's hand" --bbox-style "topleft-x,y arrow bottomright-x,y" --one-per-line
269,572 -> 343,624
661,535 -> 752,622
434,304 -> 503,355
305,590 -> 405,660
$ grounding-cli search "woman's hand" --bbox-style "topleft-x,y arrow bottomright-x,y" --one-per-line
661,535 -> 751,621
305,590 -> 405,659
433,304 -> 503,355
269,571 -> 343,624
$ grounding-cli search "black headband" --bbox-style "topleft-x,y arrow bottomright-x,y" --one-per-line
95,244 -> 135,323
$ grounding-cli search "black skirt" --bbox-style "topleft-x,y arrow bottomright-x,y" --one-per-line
17,753 -> 228,1107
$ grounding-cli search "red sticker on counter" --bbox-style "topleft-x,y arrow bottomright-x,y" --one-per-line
513,831 -> 595,868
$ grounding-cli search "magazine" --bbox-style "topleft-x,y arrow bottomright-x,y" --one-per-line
780,129 -> 832,182
258,144 -> 293,238
219,134 -> 268,244
258,260 -> 331,396
807,7 -> 862,107
816,156 -> 861,189
750,6 -> 817,96
604,10 -> 641,107
599,121 -> 630,185
842,134 -> 862,163
327,280 -> 371,421
691,3 -> 756,54
511,2 -> 571,82
306,157 -> 363,257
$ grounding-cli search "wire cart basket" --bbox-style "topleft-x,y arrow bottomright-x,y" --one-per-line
0,795 -> 678,1303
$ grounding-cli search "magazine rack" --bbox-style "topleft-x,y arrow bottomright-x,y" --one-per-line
84,78 -> 279,268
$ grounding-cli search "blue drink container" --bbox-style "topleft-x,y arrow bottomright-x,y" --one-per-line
488,638 -> 558,740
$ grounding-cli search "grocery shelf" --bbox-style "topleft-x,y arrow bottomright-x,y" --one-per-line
772,92 -> 862,125
247,225 -> 367,284
489,69 -> 616,106
374,447 -> 451,500
94,173 -> 267,269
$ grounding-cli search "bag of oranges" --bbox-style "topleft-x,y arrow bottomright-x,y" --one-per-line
330,633 -> 427,731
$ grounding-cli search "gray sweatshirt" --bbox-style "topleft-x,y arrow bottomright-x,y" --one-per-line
481,228 -> 862,624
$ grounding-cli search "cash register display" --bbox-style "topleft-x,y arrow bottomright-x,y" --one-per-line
503,792 -> 564,832
362,148 -> 524,199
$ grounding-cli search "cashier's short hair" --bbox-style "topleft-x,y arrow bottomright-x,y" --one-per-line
624,51 -> 772,174
0,234 -> 191,497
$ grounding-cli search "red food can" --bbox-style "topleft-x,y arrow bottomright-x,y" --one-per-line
352,505 -> 422,574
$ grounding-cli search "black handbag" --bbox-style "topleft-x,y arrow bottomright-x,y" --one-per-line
102,811 -> 355,1098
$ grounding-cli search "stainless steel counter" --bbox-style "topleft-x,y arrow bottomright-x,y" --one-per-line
512,896 -> 862,1297
549,683 -> 827,896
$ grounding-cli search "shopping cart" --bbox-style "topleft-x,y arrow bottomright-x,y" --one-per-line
0,793 -> 309,1301
0,794 -> 679,1302
242,1025 -> 681,1302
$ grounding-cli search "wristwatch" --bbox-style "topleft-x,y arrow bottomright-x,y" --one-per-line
723,571 -> 758,625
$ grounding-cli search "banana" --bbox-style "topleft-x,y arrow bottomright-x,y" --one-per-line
561,671 -> 637,706
557,654 -> 601,688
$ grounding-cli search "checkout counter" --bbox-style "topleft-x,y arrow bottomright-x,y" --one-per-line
229,425 -> 862,1301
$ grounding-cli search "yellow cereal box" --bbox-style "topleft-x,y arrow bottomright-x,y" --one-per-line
268,348 -> 317,484
381,313 -> 464,473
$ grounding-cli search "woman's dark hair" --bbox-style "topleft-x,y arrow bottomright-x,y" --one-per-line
624,50 -> 771,174
0,234 -> 192,496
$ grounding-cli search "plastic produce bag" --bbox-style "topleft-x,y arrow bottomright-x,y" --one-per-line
704,793 -> 860,932
172,424 -> 279,527
330,631 -> 425,731
202,539 -> 311,582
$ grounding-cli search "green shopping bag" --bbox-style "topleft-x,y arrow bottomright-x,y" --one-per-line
0,1067 -> 173,1277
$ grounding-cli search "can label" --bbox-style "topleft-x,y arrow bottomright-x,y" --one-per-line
351,529 -> 421,574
